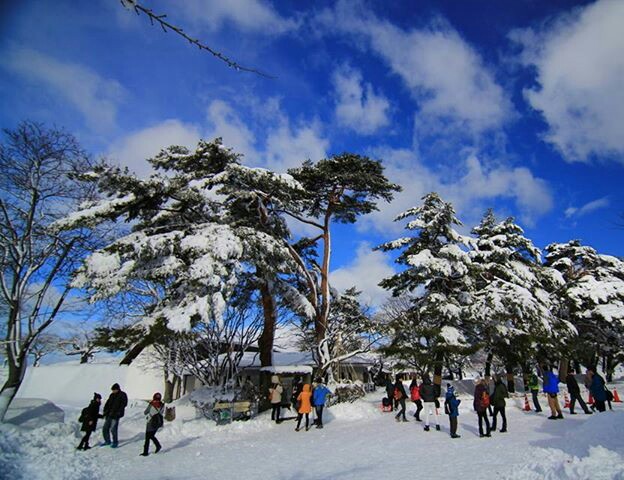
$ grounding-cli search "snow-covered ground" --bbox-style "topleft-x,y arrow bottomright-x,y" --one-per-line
1,388 -> 623,480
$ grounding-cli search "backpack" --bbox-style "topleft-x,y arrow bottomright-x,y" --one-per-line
78,407 -> 88,423
164,406 -> 176,422
393,387 -> 402,400
481,391 -> 490,409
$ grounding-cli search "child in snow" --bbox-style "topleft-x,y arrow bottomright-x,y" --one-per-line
141,392 -> 164,456
444,384 -> 461,438
77,393 -> 103,450
295,384 -> 312,431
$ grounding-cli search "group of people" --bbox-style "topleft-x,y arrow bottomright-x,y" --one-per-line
268,375 -> 332,431
384,365 -> 616,439
77,383 -> 165,457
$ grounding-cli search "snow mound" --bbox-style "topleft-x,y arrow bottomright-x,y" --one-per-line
4,398 -> 65,429
0,422 -> 104,480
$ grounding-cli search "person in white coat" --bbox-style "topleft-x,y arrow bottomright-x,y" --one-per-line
269,375 -> 283,423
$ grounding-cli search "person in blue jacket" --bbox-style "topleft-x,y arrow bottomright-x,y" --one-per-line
444,384 -> 461,438
312,378 -> 332,429
587,367 -> 607,412
541,365 -> 563,419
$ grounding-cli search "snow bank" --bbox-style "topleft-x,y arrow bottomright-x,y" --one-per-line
4,398 -> 64,429
17,362 -> 163,407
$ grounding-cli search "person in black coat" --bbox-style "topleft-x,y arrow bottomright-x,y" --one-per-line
566,372 -> 592,415
102,383 -> 128,448
393,375 -> 408,422
385,378 -> 395,411
77,393 -> 103,450
420,375 -> 440,431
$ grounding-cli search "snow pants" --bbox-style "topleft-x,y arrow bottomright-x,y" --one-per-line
423,402 -> 439,427
315,405 -> 325,426
395,398 -> 406,420
531,390 -> 542,412
412,399 -> 423,420
296,413 -> 309,430
449,416 -> 458,436
477,410 -> 490,436
143,429 -> 161,454
271,403 -> 281,423
78,430 -> 93,449
569,392 -> 590,414
491,406 -> 507,431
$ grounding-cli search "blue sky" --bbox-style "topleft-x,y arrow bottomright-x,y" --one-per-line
1,0 -> 623,305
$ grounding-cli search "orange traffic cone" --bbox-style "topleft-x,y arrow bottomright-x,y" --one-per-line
613,389 -> 622,403
588,392 -> 594,405
523,394 -> 531,411
563,392 -> 570,408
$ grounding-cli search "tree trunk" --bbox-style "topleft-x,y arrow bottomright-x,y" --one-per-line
505,363 -> 515,393
433,351 -> 444,397
80,352 -> 89,364
258,276 -> 277,368
521,363 -> 530,392
605,356 -> 614,383
558,358 -> 569,383
484,351 -> 493,381
0,355 -> 28,422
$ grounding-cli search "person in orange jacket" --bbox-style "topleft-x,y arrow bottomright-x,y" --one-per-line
295,384 -> 313,431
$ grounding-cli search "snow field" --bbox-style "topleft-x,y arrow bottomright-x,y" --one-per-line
1,390 -> 623,480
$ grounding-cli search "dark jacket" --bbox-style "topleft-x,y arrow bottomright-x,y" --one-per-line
80,400 -> 102,432
104,390 -> 128,419
491,381 -> 508,408
444,390 -> 461,418
566,373 -> 581,395
473,383 -> 489,412
385,380 -> 394,397
589,374 -> 607,402
394,380 -> 408,400
419,379 -> 437,403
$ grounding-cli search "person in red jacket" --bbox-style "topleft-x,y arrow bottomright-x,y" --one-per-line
409,374 -> 423,422
473,378 -> 491,437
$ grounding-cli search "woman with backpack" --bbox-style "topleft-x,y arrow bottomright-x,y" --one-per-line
394,375 -> 408,422
409,375 -> 423,422
473,378 -> 491,437
140,392 -> 164,456
77,393 -> 103,450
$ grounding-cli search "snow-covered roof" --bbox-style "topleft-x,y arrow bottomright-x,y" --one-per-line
239,350 -> 377,370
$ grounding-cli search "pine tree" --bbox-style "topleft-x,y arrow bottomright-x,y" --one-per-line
469,211 -> 574,390
545,240 -> 624,379
378,193 -> 474,393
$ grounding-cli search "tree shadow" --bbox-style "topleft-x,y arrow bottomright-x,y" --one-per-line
162,436 -> 202,453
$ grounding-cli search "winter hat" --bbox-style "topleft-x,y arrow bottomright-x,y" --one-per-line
447,384 -> 455,395
153,392 -> 162,401
271,375 -> 279,384
111,383 -> 121,391
93,392 -> 102,400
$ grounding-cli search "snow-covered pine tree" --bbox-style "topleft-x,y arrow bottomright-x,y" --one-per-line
378,192 -> 474,393
56,139 -> 296,387
545,240 -> 624,380
469,211 -> 575,391
286,154 -> 401,381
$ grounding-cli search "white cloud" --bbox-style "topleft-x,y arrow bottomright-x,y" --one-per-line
331,242 -> 394,307
333,66 -> 390,135
205,100 -> 258,162
512,0 -> 624,163
565,196 -> 610,219
3,47 -> 125,132
316,1 -> 513,139
108,119 -> 201,177
359,148 -> 553,234
178,0 -> 298,34
264,119 -> 329,172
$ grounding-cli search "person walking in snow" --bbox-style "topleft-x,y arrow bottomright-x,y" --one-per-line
394,375 -> 408,422
140,392 -> 164,456
312,378 -> 332,429
409,375 -> 423,422
587,368 -> 607,413
566,371 -> 592,415
269,375 -> 284,423
490,375 -> 508,433
385,377 -> 395,411
77,393 -> 103,450
473,378 -> 491,437
102,383 -> 128,448
528,371 -> 542,413
541,365 -> 563,419
420,375 -> 440,431
444,384 -> 461,438
295,384 -> 313,431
